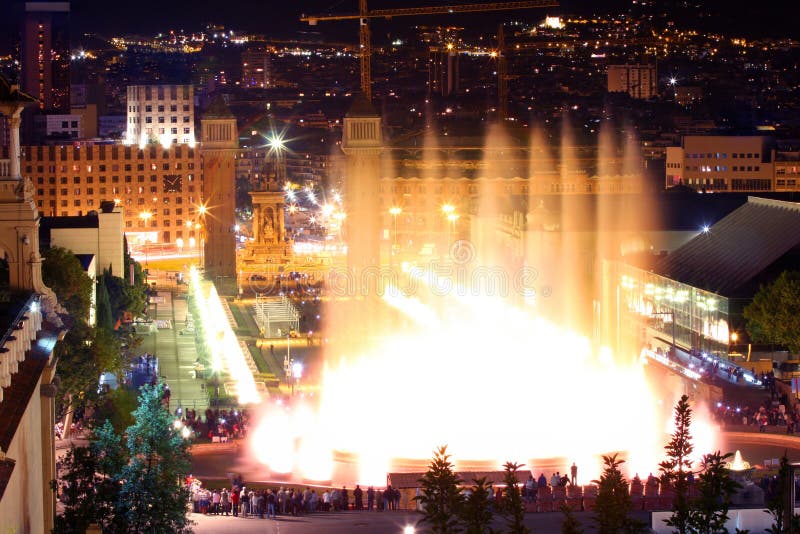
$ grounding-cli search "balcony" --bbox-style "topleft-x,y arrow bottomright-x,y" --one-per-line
0,159 -> 10,179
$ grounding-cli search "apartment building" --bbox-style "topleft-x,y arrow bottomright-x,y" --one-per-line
125,85 -> 195,147
607,64 -> 658,100
23,143 -> 203,245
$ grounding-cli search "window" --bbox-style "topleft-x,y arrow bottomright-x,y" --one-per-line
158,117 -> 165,124
183,116 -> 190,123
145,105 -> 152,112
158,105 -> 165,112
146,117 -> 152,124
170,105 -> 177,112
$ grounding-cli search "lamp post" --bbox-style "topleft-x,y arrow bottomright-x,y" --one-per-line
441,204 -> 456,248
651,311 -> 676,359
389,206 -> 402,255
139,210 -> 153,268
447,212 -> 460,243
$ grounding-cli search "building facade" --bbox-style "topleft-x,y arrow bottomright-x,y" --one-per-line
241,46 -> 272,88
125,85 -> 195,147
665,136 -> 776,191
607,64 -> 657,100
22,143 -> 203,246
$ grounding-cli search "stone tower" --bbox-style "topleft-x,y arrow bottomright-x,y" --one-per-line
200,96 -> 238,283
341,94 -> 383,276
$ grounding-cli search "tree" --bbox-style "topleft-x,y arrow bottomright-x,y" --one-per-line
500,461 -> 529,534
688,451 -> 740,534
744,271 -> 800,353
117,384 -> 192,533
593,453 -> 646,534
95,274 -> 114,331
460,477 -> 495,534
765,455 -> 800,534
416,445 -> 464,533
660,394 -> 694,534
104,268 -> 147,321
52,446 -> 101,533
56,386 -> 193,532
42,246 -> 93,323
561,504 -> 584,534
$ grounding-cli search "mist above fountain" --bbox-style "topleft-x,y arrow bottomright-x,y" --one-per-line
248,116 -> 713,486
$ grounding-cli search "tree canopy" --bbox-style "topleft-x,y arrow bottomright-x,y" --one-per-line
54,384 -> 193,533
744,270 -> 800,353
42,246 -> 93,323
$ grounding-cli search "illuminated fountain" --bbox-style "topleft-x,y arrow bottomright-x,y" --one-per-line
726,450 -> 764,506
247,115 -> 717,487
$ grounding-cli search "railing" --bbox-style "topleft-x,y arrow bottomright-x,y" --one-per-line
0,159 -> 10,179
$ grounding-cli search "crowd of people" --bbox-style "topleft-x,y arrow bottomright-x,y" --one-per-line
188,478 -> 405,518
175,407 -> 251,441
713,397 -> 800,433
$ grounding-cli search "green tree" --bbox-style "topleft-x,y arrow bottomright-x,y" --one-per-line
659,394 -> 694,534
501,461 -> 529,534
104,268 -> 147,321
117,384 -> 192,533
42,246 -> 93,322
743,271 -> 800,353
95,274 -> 114,331
460,477 -> 495,534
92,387 -> 138,434
561,504 -> 584,534
765,455 -> 800,534
52,446 -> 101,533
416,445 -> 464,533
593,453 -> 646,534
687,451 -> 740,534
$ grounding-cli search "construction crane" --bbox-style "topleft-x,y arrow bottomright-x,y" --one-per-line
300,0 -> 559,101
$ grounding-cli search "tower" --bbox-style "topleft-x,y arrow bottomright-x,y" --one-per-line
0,75 -> 63,534
199,96 -> 237,284
21,2 -> 70,112
341,94 -> 383,277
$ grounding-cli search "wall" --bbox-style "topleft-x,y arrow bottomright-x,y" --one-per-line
0,379 -> 46,534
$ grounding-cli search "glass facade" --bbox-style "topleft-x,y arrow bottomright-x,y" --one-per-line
609,261 -> 731,357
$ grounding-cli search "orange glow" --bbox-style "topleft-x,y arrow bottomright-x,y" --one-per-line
249,266 -> 716,484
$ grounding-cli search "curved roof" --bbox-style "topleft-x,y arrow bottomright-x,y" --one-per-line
656,197 -> 800,295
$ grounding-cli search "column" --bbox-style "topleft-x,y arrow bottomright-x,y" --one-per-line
253,204 -> 261,244
41,375 -> 58,534
9,114 -> 22,180
275,201 -> 285,243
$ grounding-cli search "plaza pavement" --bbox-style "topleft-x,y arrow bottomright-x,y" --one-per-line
190,509 -> 620,533
140,288 -> 208,413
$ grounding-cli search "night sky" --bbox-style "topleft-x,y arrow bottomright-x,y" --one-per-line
2,0 -> 798,49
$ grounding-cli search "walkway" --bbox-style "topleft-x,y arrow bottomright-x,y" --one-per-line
141,290 -> 208,413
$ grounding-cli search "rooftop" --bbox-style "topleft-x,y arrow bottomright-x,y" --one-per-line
656,196 -> 800,295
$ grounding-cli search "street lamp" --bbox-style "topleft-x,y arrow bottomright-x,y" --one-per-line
389,207 -> 402,254
447,212 -> 460,242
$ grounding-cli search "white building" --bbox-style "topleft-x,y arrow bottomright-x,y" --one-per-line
33,113 -> 82,139
125,85 -> 195,147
